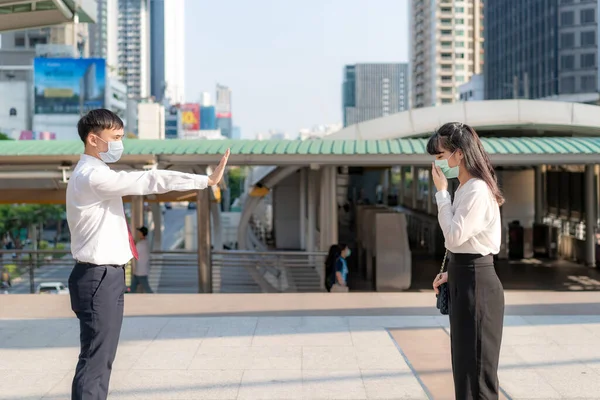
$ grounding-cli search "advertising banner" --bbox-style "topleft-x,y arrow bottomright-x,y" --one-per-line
34,58 -> 106,115
180,103 -> 200,131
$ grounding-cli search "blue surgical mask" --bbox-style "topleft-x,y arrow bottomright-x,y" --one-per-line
434,152 -> 459,179
96,136 -> 124,163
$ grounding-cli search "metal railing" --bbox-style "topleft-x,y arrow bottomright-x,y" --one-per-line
394,206 -> 444,257
212,250 -> 327,293
0,249 -> 328,294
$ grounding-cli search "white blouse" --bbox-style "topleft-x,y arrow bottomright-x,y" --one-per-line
434,178 -> 501,255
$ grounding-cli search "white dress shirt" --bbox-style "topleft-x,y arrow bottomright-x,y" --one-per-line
134,238 -> 150,276
67,154 -> 209,265
435,178 -> 501,255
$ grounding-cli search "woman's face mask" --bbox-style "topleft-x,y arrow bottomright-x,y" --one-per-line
434,151 -> 459,179
95,135 -> 124,163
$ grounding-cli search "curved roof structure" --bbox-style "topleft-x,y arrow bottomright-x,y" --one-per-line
0,0 -> 96,32
329,100 -> 600,140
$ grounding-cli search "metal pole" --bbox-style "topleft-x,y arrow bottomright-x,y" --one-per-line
513,75 -> 519,99
399,167 -> 405,206
29,223 -> 37,294
319,167 -> 329,251
585,165 -> 597,267
307,169 -> 317,252
197,189 -> 212,293
73,1 -> 79,57
534,166 -> 543,223
329,166 -> 338,245
523,72 -> 530,99
299,168 -> 307,250
411,167 -> 418,209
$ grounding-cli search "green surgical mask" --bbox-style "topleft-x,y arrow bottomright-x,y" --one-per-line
434,152 -> 459,179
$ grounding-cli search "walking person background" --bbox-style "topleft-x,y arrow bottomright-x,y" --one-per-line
429,122 -> 505,399
66,109 -> 229,400
331,244 -> 350,293
324,244 -> 341,292
130,226 -> 153,293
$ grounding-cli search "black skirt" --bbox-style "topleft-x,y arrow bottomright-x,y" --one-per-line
448,252 -> 505,400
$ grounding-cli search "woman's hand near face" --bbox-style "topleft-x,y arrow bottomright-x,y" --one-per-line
431,163 -> 448,192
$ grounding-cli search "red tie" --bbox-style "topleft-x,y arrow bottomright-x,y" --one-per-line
127,222 -> 139,260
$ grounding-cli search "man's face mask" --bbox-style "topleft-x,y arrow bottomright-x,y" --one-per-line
95,135 -> 124,163
434,151 -> 459,179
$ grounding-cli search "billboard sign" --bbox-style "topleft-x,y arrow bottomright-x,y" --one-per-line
34,58 -> 106,115
216,112 -> 232,119
180,103 -> 200,131
18,130 -> 57,140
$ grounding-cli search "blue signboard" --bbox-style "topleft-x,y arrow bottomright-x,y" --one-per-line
34,58 -> 106,114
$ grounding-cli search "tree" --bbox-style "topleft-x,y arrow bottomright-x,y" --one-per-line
0,204 -> 65,249
0,132 -> 12,140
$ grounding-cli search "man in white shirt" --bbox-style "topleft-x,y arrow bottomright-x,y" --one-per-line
66,109 -> 229,400
131,226 -> 153,293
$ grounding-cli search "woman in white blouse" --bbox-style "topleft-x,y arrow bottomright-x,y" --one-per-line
430,122 -> 504,399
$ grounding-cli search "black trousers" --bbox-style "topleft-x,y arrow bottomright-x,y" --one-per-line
448,253 -> 505,400
68,262 -> 126,400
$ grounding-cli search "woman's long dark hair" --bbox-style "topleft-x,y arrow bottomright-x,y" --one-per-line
325,244 -> 341,270
426,122 -> 505,206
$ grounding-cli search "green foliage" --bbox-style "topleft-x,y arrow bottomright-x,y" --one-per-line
0,204 -> 65,248
0,132 -> 12,140
227,167 -> 247,207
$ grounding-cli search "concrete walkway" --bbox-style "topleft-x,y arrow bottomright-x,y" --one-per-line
2,293 -> 600,399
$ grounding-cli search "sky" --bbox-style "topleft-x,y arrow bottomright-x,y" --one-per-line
184,0 -> 409,138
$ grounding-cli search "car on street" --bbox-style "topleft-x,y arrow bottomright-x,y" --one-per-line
36,282 -> 69,294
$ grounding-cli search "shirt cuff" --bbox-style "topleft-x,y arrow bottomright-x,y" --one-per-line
435,190 -> 451,206
195,175 -> 209,189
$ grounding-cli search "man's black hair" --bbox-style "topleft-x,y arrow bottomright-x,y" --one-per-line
77,109 -> 124,143
137,226 -> 149,237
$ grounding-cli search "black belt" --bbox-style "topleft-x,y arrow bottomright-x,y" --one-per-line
75,261 -> 125,268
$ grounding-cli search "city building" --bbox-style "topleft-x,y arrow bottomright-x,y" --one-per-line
200,106 -> 217,130
137,102 -> 165,139
410,0 -> 484,107
215,84 -> 232,138
485,0 -> 598,103
0,25 -> 90,57
200,91 -> 212,106
89,0 -> 119,74
459,74 -> 484,102
150,0 -> 185,104
165,105 -> 179,139
298,123 -> 343,140
342,63 -> 409,127
118,0 -> 151,99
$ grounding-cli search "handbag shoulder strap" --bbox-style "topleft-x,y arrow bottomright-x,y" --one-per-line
440,249 -> 448,274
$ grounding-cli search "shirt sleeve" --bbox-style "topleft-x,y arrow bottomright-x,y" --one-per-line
87,168 -> 210,199
335,258 -> 344,273
434,183 -> 491,248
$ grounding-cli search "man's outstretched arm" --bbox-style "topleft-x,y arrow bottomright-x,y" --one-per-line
86,149 -> 230,199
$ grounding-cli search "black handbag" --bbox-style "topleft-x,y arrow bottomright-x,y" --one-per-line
436,249 -> 449,315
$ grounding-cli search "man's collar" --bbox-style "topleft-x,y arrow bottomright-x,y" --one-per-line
80,154 -> 108,168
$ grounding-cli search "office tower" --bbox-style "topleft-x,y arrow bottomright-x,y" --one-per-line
200,106 -> 217,130
118,0 -> 151,99
216,84 -> 232,138
200,91 -> 212,106
342,63 -> 409,127
89,0 -> 119,73
150,0 -> 185,104
485,0 -> 598,103
410,0 -> 484,108
0,25 -> 90,56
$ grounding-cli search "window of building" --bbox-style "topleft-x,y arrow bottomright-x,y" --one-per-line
455,53 -> 465,59
455,29 -> 465,36
561,55 -> 575,70
441,29 -> 452,35
442,75 -> 453,82
455,18 -> 465,24
560,76 -> 576,94
561,0 -> 573,3
581,53 -> 596,68
560,11 -> 574,26
441,98 -> 453,104
455,41 -> 465,47
14,36 -> 25,47
455,6 -> 464,12
442,87 -> 453,93
456,64 -> 465,70
581,30 -> 596,46
441,64 -> 452,70
560,32 -> 575,48
441,41 -> 452,47
441,18 -> 452,24
456,76 -> 465,83
581,75 -> 597,90
441,7 -> 452,13
581,9 -> 596,24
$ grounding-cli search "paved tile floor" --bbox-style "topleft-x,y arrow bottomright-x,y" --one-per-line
2,315 -> 600,399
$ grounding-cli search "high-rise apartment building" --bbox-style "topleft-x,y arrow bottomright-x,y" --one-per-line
342,63 -> 409,127
118,0 -> 151,99
215,84 -> 232,138
485,0 -> 598,103
89,0 -> 119,74
150,0 -> 185,104
410,0 -> 484,108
